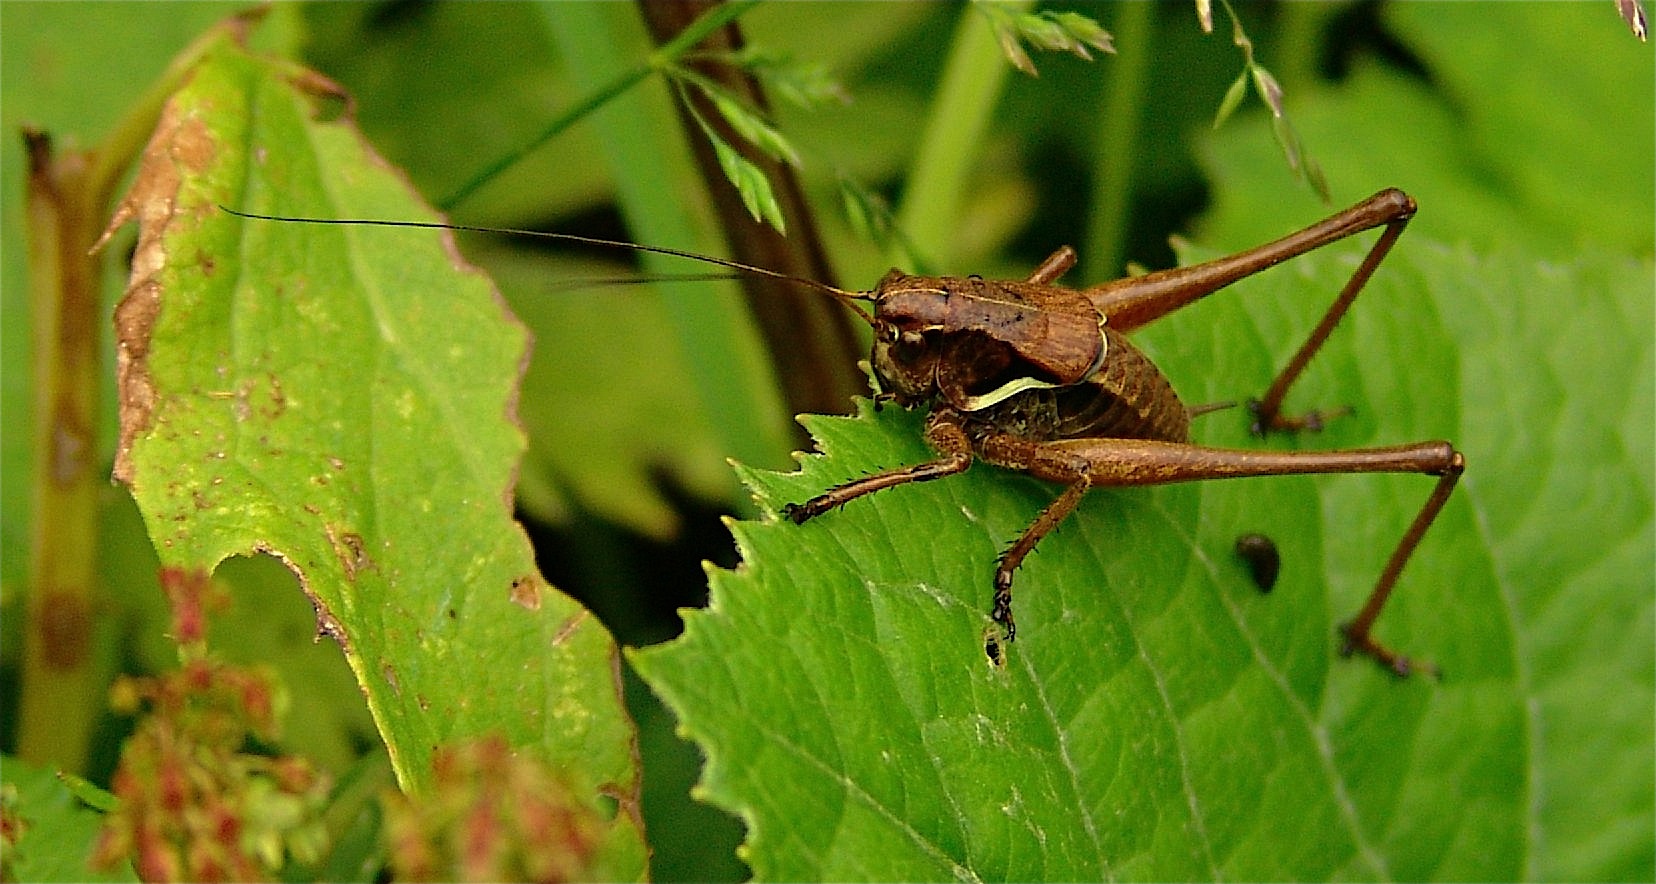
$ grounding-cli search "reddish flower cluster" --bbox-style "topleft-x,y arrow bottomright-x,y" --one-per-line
91,569 -> 329,881
382,735 -> 603,883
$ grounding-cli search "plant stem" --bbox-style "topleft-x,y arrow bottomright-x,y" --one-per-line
539,2 -> 792,477
18,131 -> 104,775
890,1 -> 1031,274
1085,0 -> 1154,279
635,0 -> 867,424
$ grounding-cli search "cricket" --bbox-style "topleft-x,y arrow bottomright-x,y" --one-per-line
227,185 -> 1464,678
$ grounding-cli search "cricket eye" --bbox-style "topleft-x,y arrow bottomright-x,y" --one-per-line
881,328 -> 930,367
891,330 -> 930,362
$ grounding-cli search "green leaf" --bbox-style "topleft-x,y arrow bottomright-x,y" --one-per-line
676,69 -> 803,169
689,100 -> 789,233
1411,246 -> 1654,882
1386,2 -> 1655,255
633,236 -> 1651,878
2,756 -> 135,882
1190,9 -> 1654,879
473,243 -> 734,539
1212,70 -> 1250,130
709,46 -> 852,110
106,35 -> 644,877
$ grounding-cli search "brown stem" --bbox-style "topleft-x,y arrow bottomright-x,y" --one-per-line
634,0 -> 866,429
18,129 -> 106,774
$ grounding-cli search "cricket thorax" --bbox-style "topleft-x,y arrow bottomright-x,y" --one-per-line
870,328 -> 1079,412
872,319 -> 1189,445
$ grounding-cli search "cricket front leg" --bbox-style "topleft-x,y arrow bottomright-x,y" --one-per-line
999,434 -> 1464,676
781,407 -> 975,524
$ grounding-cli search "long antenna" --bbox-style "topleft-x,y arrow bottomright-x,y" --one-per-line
219,205 -> 874,323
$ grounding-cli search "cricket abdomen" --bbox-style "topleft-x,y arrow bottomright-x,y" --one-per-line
967,328 -> 1190,445
1065,328 -> 1190,443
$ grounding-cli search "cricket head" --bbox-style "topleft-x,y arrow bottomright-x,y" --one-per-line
863,269 -> 1109,413
860,269 -> 952,408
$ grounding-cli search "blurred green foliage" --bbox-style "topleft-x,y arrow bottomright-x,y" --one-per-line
3,2 -> 1649,881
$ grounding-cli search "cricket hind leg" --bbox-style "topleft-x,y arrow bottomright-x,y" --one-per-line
1084,189 -> 1418,435
986,433 -> 1463,677
1334,449 -> 1465,678
1250,197 -> 1416,434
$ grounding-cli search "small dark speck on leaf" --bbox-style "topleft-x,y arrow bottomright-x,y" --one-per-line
1234,532 -> 1280,592
984,627 -> 1007,669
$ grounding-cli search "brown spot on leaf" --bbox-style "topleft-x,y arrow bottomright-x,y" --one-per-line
288,67 -> 353,122
106,99 -> 221,484
314,608 -> 346,645
509,574 -> 542,611
262,373 -> 287,420
551,610 -> 588,647
254,544 -> 352,657
324,524 -> 373,581
984,627 -> 1008,670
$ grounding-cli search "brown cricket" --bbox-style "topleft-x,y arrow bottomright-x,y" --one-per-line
777,187 -> 1462,677
226,186 -> 1462,677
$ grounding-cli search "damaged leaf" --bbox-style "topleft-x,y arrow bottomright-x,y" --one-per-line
103,32 -> 645,879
